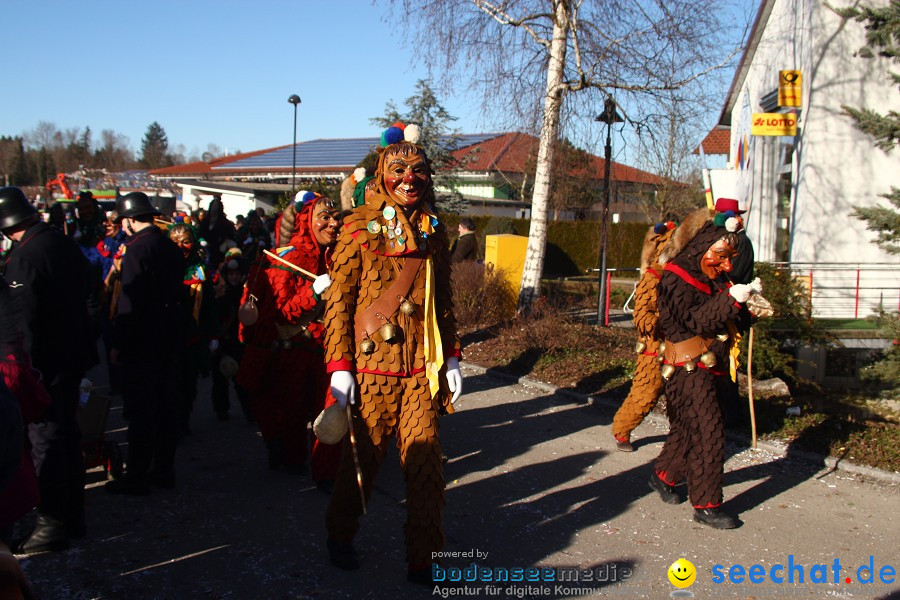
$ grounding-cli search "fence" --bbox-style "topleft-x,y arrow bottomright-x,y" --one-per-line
772,262 -> 900,320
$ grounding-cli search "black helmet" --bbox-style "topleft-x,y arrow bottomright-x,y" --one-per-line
115,192 -> 160,223
0,186 -> 38,230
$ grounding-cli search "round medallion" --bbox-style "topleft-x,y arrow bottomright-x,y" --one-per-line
394,225 -> 403,236
382,206 -> 396,220
366,220 -> 381,234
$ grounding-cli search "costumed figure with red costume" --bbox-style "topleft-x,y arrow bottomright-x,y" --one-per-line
236,192 -> 343,486
168,220 -> 217,437
647,205 -> 771,529
611,220 -> 677,452
323,123 -> 463,585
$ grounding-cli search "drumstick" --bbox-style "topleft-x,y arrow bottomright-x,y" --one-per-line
262,249 -> 317,280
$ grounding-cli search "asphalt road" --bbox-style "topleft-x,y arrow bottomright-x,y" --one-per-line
15,364 -> 900,599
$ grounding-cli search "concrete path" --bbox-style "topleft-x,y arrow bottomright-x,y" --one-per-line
16,365 -> 900,599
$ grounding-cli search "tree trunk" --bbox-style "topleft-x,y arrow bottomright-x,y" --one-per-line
517,0 -> 568,313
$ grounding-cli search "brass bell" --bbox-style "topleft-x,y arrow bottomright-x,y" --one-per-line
660,364 -> 676,380
379,322 -> 399,343
656,354 -> 665,364
399,299 -> 417,316
359,338 -> 375,354
716,333 -> 729,342
658,341 -> 667,354
634,340 -> 647,354
699,351 -> 717,367
302,327 -> 314,339
684,359 -> 697,373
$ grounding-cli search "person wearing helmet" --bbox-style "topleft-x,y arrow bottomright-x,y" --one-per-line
104,193 -> 186,495
0,186 -> 97,555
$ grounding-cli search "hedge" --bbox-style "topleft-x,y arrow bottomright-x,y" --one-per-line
440,214 -> 650,277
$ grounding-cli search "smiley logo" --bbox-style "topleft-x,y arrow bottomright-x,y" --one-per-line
668,558 -> 696,588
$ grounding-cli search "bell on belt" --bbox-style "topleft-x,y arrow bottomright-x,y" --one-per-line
660,364 -> 676,380
700,351 -> 717,367
302,327 -> 313,339
684,359 -> 697,373
359,338 -> 375,354
238,295 -> 259,326
634,340 -> 647,354
379,322 -> 399,343
399,299 -> 417,316
658,341 -> 667,354
656,354 -> 665,364
716,333 -> 729,342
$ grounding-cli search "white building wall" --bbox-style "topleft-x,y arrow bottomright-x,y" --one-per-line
727,0 -> 899,317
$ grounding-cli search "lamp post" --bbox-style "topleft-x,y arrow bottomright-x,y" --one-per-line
288,94 -> 301,196
595,97 -> 624,326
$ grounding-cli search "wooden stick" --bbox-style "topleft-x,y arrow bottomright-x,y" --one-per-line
345,405 -> 367,515
748,326 -> 758,450
263,249 -> 317,280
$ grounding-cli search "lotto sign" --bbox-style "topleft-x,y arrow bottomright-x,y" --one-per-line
778,70 -> 802,107
751,113 -> 797,136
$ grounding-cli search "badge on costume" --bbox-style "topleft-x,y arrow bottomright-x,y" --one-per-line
367,221 -> 381,234
382,206 -> 396,220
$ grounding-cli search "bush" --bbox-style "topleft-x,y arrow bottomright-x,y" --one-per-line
450,260 -> 517,330
859,310 -> 900,398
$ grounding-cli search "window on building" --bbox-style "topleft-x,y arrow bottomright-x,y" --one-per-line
774,141 -> 794,262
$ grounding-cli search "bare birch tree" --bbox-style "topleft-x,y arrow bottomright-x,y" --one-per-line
384,0 -> 747,312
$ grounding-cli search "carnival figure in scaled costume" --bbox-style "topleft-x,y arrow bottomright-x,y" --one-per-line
236,193 -> 343,484
647,207 -> 766,530
324,123 -> 463,584
611,221 -> 676,451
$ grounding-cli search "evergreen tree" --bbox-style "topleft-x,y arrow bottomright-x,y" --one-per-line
139,121 -> 172,169
839,1 -> 900,254
371,80 -> 468,214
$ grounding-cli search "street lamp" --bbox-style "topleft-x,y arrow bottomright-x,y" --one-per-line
595,97 -> 624,326
288,94 -> 301,195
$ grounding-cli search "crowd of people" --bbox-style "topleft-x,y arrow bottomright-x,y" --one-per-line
0,122 -> 766,595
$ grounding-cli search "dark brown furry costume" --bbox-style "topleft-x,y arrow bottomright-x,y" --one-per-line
612,224 -> 676,442
652,208 -> 750,509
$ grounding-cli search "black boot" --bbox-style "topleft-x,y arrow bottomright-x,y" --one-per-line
326,538 -> 360,570
14,513 -> 70,556
693,508 -> 739,529
649,474 -> 681,504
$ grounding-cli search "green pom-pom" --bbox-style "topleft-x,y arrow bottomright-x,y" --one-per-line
713,213 -> 728,228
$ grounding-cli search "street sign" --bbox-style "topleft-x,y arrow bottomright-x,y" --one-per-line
751,112 -> 797,136
778,70 -> 802,107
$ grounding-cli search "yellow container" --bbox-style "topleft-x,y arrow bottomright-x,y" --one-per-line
484,234 -> 528,292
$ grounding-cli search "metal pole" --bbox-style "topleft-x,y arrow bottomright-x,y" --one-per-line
291,104 -> 298,195
597,121 -> 613,326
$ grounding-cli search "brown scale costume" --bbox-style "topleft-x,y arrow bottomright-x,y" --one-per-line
652,208 -> 750,509
612,223 -> 676,443
324,140 -> 460,568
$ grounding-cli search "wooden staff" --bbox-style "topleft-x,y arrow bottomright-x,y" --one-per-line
262,249 -> 317,280
345,405 -> 367,515
748,326 -> 758,449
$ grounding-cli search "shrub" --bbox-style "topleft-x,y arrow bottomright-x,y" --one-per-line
450,260 -> 517,330
859,310 -> 900,398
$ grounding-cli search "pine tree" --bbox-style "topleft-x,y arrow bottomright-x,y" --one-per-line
139,121 -> 172,169
839,1 -> 900,253
371,80 -> 468,214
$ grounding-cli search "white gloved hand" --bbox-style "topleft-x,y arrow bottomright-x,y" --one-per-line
729,283 -> 753,303
446,357 -> 463,404
749,277 -> 763,294
312,274 -> 333,295
208,339 -> 220,353
330,371 -> 356,408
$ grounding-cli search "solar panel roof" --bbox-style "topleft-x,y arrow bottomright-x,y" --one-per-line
215,133 -> 501,171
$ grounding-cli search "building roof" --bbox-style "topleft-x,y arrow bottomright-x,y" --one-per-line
694,128 -> 731,155
152,132 -> 664,185
453,132 -> 665,185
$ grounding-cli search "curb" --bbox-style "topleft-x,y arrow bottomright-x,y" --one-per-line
460,361 -> 900,486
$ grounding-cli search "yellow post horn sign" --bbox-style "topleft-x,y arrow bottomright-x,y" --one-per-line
778,70 -> 802,107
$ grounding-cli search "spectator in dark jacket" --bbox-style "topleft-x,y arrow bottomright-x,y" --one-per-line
450,218 -> 477,263
0,186 -> 96,555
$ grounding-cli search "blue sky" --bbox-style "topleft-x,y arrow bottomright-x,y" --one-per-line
1,0 -> 486,156
2,0 -> 751,161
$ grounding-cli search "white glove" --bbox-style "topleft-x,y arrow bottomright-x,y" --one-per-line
312,273 -> 332,295
446,357 -> 463,404
749,277 -> 763,294
330,370 -> 356,408
208,339 -> 219,353
729,283 -> 753,303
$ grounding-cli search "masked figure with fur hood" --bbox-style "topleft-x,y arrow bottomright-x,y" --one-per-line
323,123 -> 463,585
236,193 -> 342,485
647,207 -> 764,529
611,221 -> 677,451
